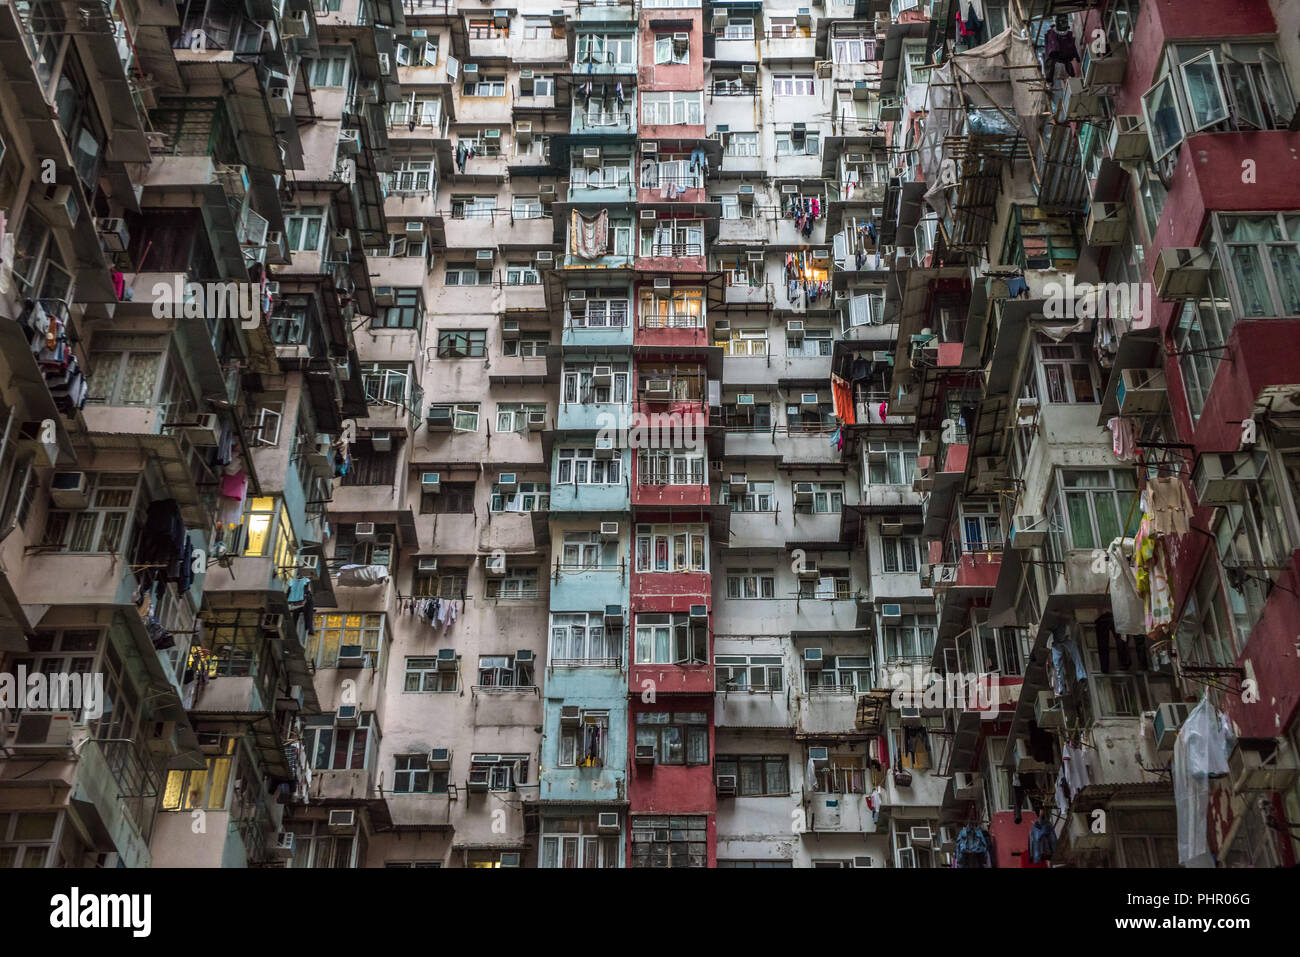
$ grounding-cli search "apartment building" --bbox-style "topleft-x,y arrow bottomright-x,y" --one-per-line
0,0 -> 1296,872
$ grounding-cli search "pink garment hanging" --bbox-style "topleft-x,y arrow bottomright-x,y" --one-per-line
220,470 -> 248,500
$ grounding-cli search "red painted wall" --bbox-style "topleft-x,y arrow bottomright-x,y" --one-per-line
989,811 -> 1038,868
637,9 -> 704,92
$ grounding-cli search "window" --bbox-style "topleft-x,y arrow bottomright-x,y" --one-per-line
904,43 -> 928,86
540,819 -> 619,868
833,31 -> 876,64
634,613 -> 707,665
163,741 -> 236,810
9,629 -> 101,720
361,363 -> 413,407
495,404 -> 548,434
437,330 -> 487,357
556,448 -> 623,485
511,195 -> 544,220
8,211 -> 70,302
1174,272 -> 1236,423
463,74 -> 506,97
716,756 -> 789,796
722,479 -> 775,511
559,710 -> 609,767
725,569 -> 776,599
284,206 -> 325,252
722,400 -> 773,430
884,614 -> 937,660
472,754 -> 528,792
288,820 -> 364,869
721,131 -> 759,156
423,483 -> 475,517
550,612 -> 621,664
654,33 -> 688,65
959,502 -> 1003,553
444,268 -> 492,286
427,403 -> 480,433
307,713 -> 375,770
41,473 -> 138,554
576,34 -> 635,67
1052,469 -> 1141,551
1036,338 -> 1097,403
373,289 -> 422,329
309,48 -> 351,87
867,441 -> 919,485
341,439 -> 400,487
787,327 -> 833,358
560,531 -> 616,569
889,728 -> 929,772
389,96 -> 442,129
720,18 -> 754,39
393,755 -> 448,794
0,811 -> 61,868
501,337 -> 548,357
641,92 -> 703,126
634,713 -> 708,762
88,340 -> 165,406
809,751 -> 869,792
798,568 -> 851,600
404,656 -> 458,692
386,156 -> 435,193
1215,212 -> 1300,318
881,537 -> 919,574
638,450 -> 705,486
795,481 -> 843,514
524,18 -> 563,41
1212,454 -> 1295,636
769,16 -> 810,38
716,655 -> 783,692
450,195 -> 496,219
308,613 -> 385,669
641,220 -> 704,257
334,523 -> 395,567
635,524 -> 707,572
776,129 -> 821,155
485,568 -> 540,600
720,329 -> 768,356
772,74 -> 815,96
567,295 -> 629,329
639,288 -> 704,328
467,17 -> 508,38
413,570 -> 467,599
478,654 -> 535,687
631,814 -> 707,867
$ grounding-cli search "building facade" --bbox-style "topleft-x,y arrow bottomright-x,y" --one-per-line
0,0 -> 1296,869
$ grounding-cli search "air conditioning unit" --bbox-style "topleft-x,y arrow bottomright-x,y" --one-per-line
600,522 -> 619,540
427,407 -> 453,430
799,392 -> 819,408
728,473 -> 748,495
354,522 -> 377,542
881,603 -> 902,623
527,410 -> 546,430
582,147 -> 602,168
597,812 -> 620,832
1153,246 -> 1212,300
417,558 -> 439,574
803,648 -> 824,669
421,471 -> 441,491
1011,515 -> 1047,549
593,365 -> 613,384
568,289 -> 587,303
793,482 -> 815,505
261,613 -> 283,635
741,64 -> 757,77
594,436 -> 616,458
336,704 -> 360,726
852,856 -> 873,869
653,277 -> 672,292
1108,113 -> 1149,162
1062,76 -> 1104,120
371,431 -> 392,453
900,705 -> 922,726
644,379 -> 672,400
514,650 -> 534,666
338,645 -> 365,669
502,320 -> 521,338
713,319 -> 731,336
535,250 -> 554,265
909,825 -> 932,846
561,705 -> 581,726
635,744 -> 656,765
880,521 -> 904,535
1035,690 -> 1064,730
374,286 -> 396,306
738,184 -> 756,197
1228,738 -> 1299,793
493,9 -> 509,27
641,141 -> 658,154
436,648 -> 458,670
1152,701 -> 1195,750
485,554 -> 506,576
10,711 -> 75,754
787,320 -> 806,336
1015,396 -> 1039,424
808,747 -> 829,767
50,472 -> 90,508
328,809 -> 357,833
953,772 -> 981,801
467,768 -> 490,792
781,184 -> 798,195
338,128 -> 360,154
463,63 -> 479,76
716,774 -> 738,797
497,472 -> 518,491
1085,201 -> 1129,246
428,747 -> 451,769
95,217 -> 130,253
1116,368 -> 1169,416
930,563 -> 959,588
329,228 -> 350,253
174,412 -> 221,447
272,831 -> 295,858
267,74 -> 292,115
689,604 -> 708,619
604,604 -> 623,624
1192,451 -> 1261,506
476,249 -> 494,261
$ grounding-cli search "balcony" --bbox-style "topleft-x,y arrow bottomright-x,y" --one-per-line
554,400 -> 631,434
805,790 -> 878,834
761,31 -> 816,62
635,241 -> 706,273
572,108 -> 636,136
628,662 -> 714,695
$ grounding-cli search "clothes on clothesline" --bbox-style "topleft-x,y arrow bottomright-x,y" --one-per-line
1043,27 -> 1080,79
1147,476 -> 1193,535
1107,416 -> 1137,461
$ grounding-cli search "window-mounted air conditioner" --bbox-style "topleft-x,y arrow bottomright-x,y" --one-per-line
50,472 -> 90,509
716,774 -> 738,797
1011,515 -> 1046,549
1192,451 -> 1261,506
417,557 -> 439,573
354,522 -> 377,542
597,812 -> 620,832
635,744 -> 656,765
600,522 -> 619,540
336,704 -> 360,725
1153,246 -> 1212,300
594,436 -> 616,458
428,747 -> 451,769
436,648 -> 458,670
881,603 -> 902,623
803,647 -> 824,669
1115,368 -> 1168,416
421,472 -> 441,491
808,747 -> 829,767
338,646 -> 365,670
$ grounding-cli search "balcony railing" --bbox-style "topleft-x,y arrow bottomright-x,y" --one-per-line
575,111 -> 633,131
640,313 -> 705,329
811,767 -> 868,794
642,243 -> 704,257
